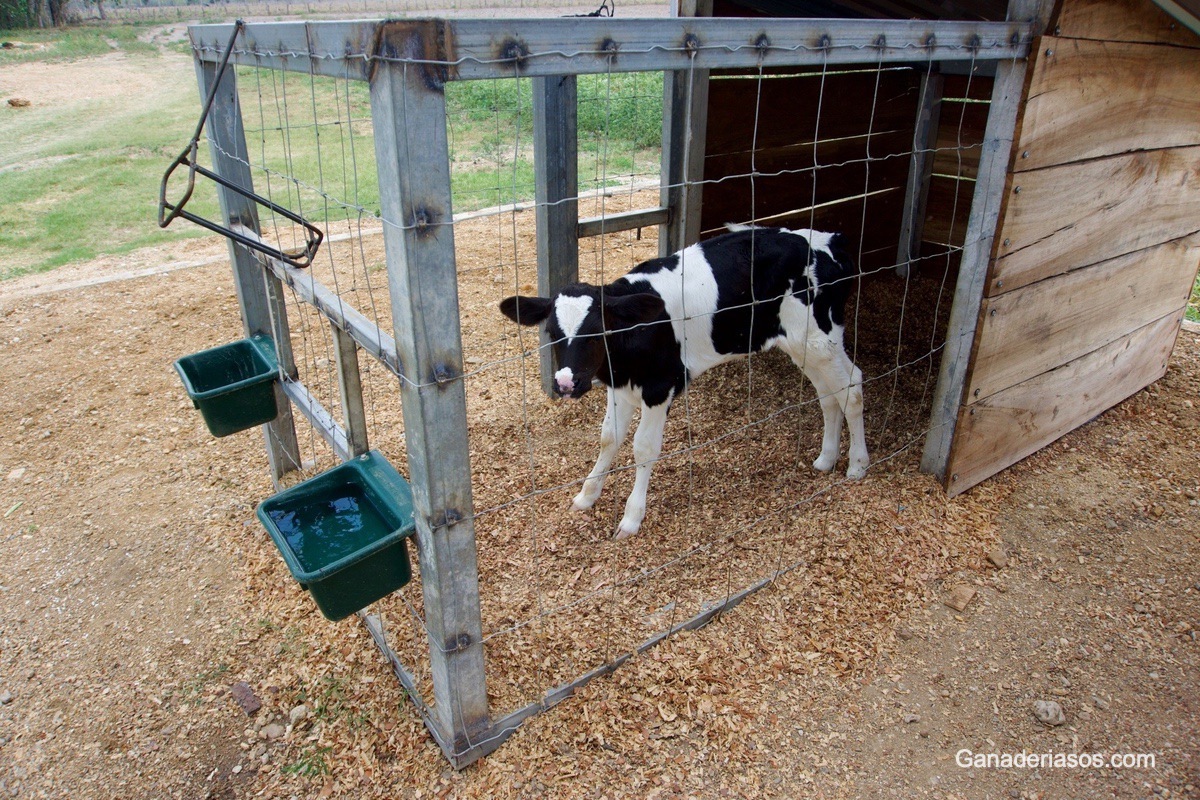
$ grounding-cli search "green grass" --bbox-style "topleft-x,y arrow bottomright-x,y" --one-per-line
0,22 -> 160,63
1188,270 -> 1200,324
306,673 -> 370,728
180,662 -> 230,704
282,744 -> 333,778
0,24 -> 221,278
0,23 -> 664,279
445,73 -> 662,213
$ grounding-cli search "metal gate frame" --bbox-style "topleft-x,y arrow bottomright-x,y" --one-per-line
189,10 -> 1040,767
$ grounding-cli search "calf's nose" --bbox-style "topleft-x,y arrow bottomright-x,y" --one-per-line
554,367 -> 576,397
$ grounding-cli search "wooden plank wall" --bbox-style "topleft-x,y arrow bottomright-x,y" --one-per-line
945,0 -> 1200,493
698,67 -> 921,273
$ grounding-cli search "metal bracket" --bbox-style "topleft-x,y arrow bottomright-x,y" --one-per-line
157,20 -> 324,269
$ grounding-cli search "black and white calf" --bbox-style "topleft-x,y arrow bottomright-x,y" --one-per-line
500,225 -> 868,539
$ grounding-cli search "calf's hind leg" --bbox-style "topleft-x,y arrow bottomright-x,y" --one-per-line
782,334 -> 869,479
799,347 -> 869,479
834,354 -> 869,479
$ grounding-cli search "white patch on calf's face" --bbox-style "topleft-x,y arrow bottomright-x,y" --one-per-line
554,294 -> 594,343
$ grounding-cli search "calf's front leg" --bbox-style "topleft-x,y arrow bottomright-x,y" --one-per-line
615,397 -> 672,540
573,387 -> 635,511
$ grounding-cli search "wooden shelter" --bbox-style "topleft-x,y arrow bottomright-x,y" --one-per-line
681,0 -> 1200,495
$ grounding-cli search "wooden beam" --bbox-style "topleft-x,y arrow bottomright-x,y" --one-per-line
443,18 -> 1032,78
899,71 -> 944,275
331,325 -> 370,458
190,18 -> 1034,79
920,0 -> 1048,479
660,0 -> 712,255
576,206 -> 670,238
1053,0 -> 1200,46
1015,37 -> 1200,172
369,21 -> 490,765
660,62 -> 709,254
479,564 -> 794,767
193,55 -> 301,482
190,20 -> 377,80
361,612 -> 444,751
992,146 -> 1200,294
277,376 -> 353,462
532,74 -> 579,398
253,247 -> 402,378
945,310 -> 1183,494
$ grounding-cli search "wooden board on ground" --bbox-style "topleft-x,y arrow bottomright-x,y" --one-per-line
1052,0 -> 1200,46
968,237 -> 1200,400
1015,37 -> 1200,172
946,310 -> 1183,495
990,146 -> 1200,294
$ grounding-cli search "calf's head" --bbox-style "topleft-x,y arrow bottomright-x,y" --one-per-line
499,286 -> 665,399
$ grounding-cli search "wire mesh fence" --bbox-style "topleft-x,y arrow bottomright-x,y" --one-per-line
181,15 -> 1030,765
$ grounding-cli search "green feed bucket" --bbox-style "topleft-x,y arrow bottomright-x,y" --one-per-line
256,451 -> 417,621
174,336 -> 279,437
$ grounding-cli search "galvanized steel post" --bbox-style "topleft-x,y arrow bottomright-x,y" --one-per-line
368,20 -> 491,765
192,47 -> 301,482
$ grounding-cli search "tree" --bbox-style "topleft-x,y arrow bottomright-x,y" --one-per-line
47,0 -> 69,25
0,0 -> 36,27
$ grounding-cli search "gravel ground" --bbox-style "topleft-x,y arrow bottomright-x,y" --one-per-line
0,228 -> 1196,799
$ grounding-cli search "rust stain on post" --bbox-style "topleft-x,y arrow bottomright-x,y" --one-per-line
372,19 -> 457,90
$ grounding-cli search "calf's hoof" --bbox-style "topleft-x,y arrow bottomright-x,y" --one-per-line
614,520 -> 640,540
846,462 -> 868,480
572,486 -> 600,511
812,453 -> 837,473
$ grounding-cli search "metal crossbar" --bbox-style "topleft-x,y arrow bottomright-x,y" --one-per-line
189,18 -> 1032,79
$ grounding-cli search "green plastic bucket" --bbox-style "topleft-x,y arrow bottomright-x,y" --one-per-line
174,336 -> 279,437
256,451 -> 417,621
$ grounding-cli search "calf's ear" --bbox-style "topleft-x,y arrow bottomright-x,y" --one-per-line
604,293 -> 666,329
500,295 -> 554,325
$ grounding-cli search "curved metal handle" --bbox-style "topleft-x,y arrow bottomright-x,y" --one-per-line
157,19 -> 324,269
